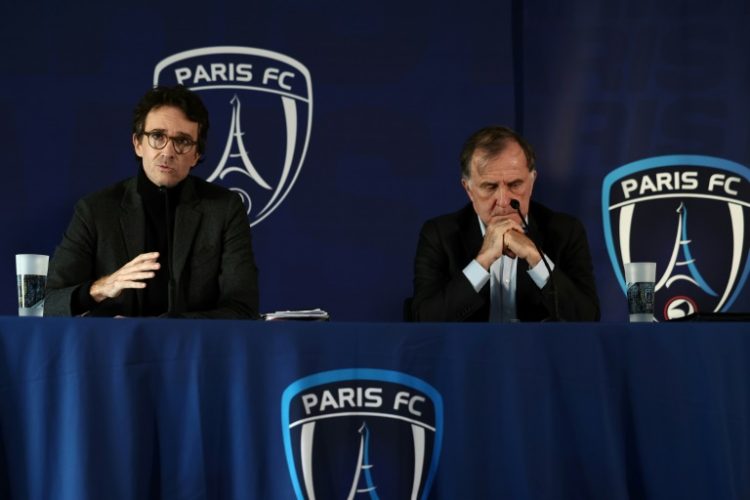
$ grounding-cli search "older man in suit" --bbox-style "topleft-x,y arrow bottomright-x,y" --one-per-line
412,126 -> 599,322
45,85 -> 259,318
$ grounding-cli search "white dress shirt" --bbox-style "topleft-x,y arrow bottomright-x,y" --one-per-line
462,216 -> 554,322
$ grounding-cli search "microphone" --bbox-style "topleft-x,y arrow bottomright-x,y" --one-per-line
159,186 -> 175,314
509,199 -> 560,321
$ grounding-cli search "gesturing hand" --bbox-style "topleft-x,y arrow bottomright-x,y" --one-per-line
89,252 -> 161,303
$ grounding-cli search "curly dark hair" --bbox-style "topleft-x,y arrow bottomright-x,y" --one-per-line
132,85 -> 210,160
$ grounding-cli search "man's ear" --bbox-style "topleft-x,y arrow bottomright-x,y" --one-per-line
461,177 -> 474,203
132,134 -> 143,158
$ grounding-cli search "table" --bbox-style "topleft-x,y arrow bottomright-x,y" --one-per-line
1,318 -> 748,499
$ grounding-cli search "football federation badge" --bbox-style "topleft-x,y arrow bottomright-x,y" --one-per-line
281,369 -> 443,499
154,46 -> 312,226
602,155 -> 750,320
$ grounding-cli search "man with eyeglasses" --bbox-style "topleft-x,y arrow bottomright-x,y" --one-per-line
45,85 -> 259,318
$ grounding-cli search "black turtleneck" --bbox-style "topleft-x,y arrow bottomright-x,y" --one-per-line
137,167 -> 184,316
69,169 -> 186,317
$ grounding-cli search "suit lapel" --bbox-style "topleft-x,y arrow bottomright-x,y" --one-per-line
120,178 -> 146,311
517,204 -> 549,320
458,204 -> 491,310
526,203 -> 546,254
120,178 -> 146,258
458,204 -> 483,261
172,178 -> 202,286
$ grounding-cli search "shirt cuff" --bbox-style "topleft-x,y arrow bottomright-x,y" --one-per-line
527,255 -> 555,289
463,259 -> 490,292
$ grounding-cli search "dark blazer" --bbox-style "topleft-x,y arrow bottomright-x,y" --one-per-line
45,175 -> 259,318
412,202 -> 599,322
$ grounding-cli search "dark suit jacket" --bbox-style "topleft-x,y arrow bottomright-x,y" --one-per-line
412,201 -> 599,322
45,175 -> 259,318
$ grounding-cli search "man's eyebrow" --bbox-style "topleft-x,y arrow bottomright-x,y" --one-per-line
146,128 -> 194,138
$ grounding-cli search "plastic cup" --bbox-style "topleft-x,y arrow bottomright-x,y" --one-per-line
16,254 -> 49,317
624,262 -> 656,322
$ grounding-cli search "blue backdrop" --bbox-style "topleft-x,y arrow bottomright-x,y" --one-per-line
2,0 -> 748,320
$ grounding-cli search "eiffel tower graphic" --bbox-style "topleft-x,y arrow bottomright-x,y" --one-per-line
656,202 -> 717,296
346,423 -> 380,500
206,95 -> 272,213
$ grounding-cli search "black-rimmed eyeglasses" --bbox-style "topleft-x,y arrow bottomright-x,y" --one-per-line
142,131 -> 197,154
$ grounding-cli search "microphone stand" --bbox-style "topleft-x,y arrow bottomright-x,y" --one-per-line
510,200 -> 561,321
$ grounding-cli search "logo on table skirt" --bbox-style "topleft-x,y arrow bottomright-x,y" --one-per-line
281,369 -> 443,499
154,46 -> 313,226
602,155 -> 750,320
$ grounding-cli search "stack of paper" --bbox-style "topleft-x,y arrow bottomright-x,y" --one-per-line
262,308 -> 330,321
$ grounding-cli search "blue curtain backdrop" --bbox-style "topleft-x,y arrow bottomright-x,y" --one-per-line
1,0 -> 748,320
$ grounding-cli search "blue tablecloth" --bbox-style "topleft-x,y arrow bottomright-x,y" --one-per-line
0,318 -> 748,499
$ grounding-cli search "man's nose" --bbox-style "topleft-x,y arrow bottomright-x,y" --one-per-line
494,185 -> 511,207
161,139 -> 178,156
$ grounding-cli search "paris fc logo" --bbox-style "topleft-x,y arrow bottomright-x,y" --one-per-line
602,155 -> 750,320
154,46 -> 313,226
281,369 -> 443,499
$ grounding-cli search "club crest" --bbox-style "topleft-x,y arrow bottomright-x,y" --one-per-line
154,46 -> 313,226
281,369 -> 443,499
602,155 -> 750,320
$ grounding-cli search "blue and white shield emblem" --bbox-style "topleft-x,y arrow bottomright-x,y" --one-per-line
602,155 -> 750,320
281,369 -> 443,499
154,46 -> 312,226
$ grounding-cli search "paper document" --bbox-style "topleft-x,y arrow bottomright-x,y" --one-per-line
262,308 -> 330,321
